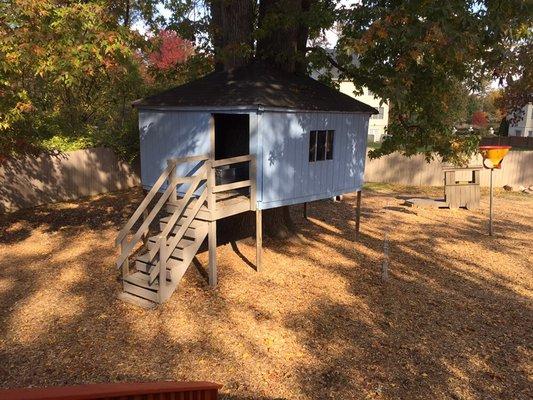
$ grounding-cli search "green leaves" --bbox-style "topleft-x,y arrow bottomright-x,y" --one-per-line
323,0 -> 532,163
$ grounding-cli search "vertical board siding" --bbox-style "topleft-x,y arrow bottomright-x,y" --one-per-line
258,111 -> 369,209
139,110 -> 212,193
0,147 -> 139,214
364,150 -> 533,187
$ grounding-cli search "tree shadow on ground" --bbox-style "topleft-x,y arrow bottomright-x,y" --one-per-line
0,188 -> 531,400
264,192 -> 532,399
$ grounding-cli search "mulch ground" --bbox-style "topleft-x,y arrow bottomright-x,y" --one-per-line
0,184 -> 531,400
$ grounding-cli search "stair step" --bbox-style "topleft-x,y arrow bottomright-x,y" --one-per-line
159,217 -> 203,238
124,271 -> 160,289
166,203 -> 210,220
123,281 -> 159,303
117,292 -> 157,310
146,236 -> 195,259
147,236 -> 195,248
160,216 -> 205,229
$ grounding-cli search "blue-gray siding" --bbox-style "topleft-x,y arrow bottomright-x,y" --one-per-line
138,108 -> 369,209
257,111 -> 368,209
139,110 -> 212,191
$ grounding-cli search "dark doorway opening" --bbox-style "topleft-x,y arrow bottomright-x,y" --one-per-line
213,113 -> 250,185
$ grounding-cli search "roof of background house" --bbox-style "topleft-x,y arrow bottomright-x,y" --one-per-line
133,62 -> 377,114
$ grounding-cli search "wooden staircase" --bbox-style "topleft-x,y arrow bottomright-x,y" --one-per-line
115,154 -> 255,308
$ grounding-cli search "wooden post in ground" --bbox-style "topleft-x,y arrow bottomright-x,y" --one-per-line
207,159 -> 217,287
303,202 -> 308,219
159,236 -> 167,303
207,115 -> 218,287
256,209 -> 263,272
120,240 -> 129,279
355,190 -> 362,240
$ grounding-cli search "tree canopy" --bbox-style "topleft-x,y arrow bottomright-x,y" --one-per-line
1,0 -> 531,163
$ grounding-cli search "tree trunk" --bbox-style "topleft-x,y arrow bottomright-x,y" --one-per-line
209,0 -> 313,239
209,0 -> 255,71
256,0 -> 312,73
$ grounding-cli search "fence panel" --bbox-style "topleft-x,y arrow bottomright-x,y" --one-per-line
0,147 -> 140,213
364,150 -> 533,188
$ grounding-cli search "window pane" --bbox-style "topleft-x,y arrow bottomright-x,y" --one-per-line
326,130 -> 334,159
309,131 -> 317,162
316,130 -> 327,161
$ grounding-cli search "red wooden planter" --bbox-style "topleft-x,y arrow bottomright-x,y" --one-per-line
0,381 -> 221,400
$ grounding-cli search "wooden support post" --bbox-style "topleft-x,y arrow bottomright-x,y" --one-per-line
206,156 -> 218,287
208,221 -> 217,287
159,236 -> 167,303
303,202 -> 308,219
120,240 -> 129,279
489,168 -> 494,236
167,159 -> 177,203
256,209 -> 263,272
355,190 -> 362,241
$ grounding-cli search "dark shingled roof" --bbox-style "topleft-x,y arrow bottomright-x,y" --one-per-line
133,62 -> 377,114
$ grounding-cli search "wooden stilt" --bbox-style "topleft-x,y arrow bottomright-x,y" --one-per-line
208,221 -> 217,286
303,202 -> 308,219
256,209 -> 263,272
120,240 -> 129,279
355,190 -> 362,240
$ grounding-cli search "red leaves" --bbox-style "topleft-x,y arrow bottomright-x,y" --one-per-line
147,30 -> 194,71
472,111 -> 488,128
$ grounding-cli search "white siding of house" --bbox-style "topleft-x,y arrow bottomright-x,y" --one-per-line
258,110 -> 369,210
508,103 -> 533,137
339,82 -> 388,142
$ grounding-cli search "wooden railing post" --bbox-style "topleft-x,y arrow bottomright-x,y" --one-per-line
159,236 -> 167,303
249,155 -> 257,211
206,159 -> 217,287
167,159 -> 177,204
120,240 -> 129,279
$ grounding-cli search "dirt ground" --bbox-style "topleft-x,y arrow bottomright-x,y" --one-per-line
0,184 -> 531,400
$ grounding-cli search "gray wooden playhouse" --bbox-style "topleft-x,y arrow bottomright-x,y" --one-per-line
116,62 -> 377,308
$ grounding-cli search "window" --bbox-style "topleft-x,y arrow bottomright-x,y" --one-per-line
371,107 -> 385,120
515,129 -> 522,136
309,130 -> 334,162
529,130 -> 533,137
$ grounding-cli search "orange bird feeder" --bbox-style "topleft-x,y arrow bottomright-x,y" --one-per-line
479,145 -> 511,169
479,145 -> 511,236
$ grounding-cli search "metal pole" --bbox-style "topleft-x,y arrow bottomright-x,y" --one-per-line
489,168 -> 493,236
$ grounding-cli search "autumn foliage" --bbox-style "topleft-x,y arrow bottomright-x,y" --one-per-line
472,111 -> 488,128
148,30 -> 194,71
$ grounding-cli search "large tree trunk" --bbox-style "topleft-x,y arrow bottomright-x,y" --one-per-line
256,0 -> 312,73
209,0 -> 255,71
210,0 -> 312,239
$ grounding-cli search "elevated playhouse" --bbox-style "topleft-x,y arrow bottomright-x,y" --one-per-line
116,63 -> 377,307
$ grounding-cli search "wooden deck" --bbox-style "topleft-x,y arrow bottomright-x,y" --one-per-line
166,192 -> 252,221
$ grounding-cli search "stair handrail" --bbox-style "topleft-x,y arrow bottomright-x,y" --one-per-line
147,167 -> 207,263
116,155 -> 209,270
115,154 -> 209,246
150,189 -> 208,285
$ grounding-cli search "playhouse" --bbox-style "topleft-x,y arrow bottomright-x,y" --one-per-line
116,62 -> 377,307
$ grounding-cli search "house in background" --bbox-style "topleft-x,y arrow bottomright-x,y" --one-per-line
312,55 -> 389,143
340,84 -> 389,142
508,103 -> 533,137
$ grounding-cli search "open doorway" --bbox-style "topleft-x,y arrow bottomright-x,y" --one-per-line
213,113 -> 250,185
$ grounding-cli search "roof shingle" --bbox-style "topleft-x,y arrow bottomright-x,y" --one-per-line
133,62 -> 378,114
